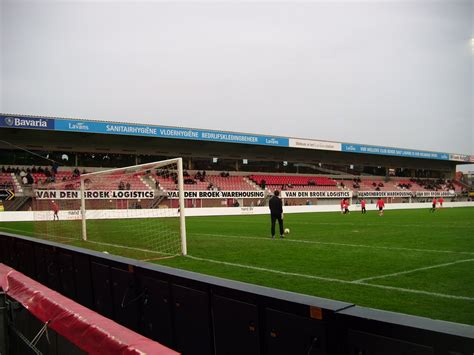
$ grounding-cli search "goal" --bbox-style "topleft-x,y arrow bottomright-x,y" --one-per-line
32,158 -> 187,259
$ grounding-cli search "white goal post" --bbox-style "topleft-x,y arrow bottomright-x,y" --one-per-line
33,157 -> 187,257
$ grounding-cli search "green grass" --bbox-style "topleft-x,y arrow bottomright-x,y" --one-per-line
1,207 -> 473,325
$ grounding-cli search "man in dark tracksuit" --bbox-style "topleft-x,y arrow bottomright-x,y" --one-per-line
269,190 -> 284,239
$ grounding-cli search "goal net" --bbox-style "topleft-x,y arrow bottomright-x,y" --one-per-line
32,158 -> 187,259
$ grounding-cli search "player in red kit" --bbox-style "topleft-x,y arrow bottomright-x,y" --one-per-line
360,199 -> 366,214
343,199 -> 350,214
430,197 -> 437,212
376,198 -> 385,216
51,200 -> 59,221
438,197 -> 444,208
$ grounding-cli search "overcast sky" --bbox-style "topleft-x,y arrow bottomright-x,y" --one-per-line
1,0 -> 473,157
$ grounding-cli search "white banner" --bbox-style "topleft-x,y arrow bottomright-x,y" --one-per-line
167,190 -> 266,199
34,190 -> 155,200
35,188 -> 454,200
415,191 -> 456,197
280,190 -> 352,199
357,191 -> 413,198
289,138 -> 341,151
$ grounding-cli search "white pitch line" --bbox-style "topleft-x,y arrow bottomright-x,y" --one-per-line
193,233 -> 474,256
353,258 -> 474,283
186,254 -> 347,283
185,255 -> 474,301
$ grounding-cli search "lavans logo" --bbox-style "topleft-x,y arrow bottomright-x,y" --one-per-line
0,116 -> 54,130
265,138 -> 279,145
68,121 -> 90,131
345,145 -> 357,151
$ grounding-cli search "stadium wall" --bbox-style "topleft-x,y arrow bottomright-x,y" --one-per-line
1,202 -> 473,222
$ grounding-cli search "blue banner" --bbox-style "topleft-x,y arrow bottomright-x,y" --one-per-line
0,115 -> 55,130
341,143 -> 449,160
0,115 -> 461,161
54,119 -> 289,147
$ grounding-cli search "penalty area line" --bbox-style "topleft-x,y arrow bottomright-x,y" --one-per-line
185,255 -> 474,301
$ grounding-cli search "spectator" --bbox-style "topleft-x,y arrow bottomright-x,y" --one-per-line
118,181 -> 125,190
126,182 -> 131,190
26,173 -> 34,185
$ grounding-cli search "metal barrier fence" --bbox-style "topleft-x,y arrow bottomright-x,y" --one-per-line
0,232 -> 473,355
0,292 -> 85,355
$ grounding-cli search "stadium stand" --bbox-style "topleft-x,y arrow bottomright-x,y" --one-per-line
250,175 -> 337,186
2,165 -> 469,199
206,175 -> 260,191
154,176 -> 178,191
85,172 -> 151,190
0,173 -> 21,193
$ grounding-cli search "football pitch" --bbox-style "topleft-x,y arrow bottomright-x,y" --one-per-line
1,207 -> 473,325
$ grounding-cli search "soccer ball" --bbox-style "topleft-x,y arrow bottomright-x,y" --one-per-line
284,228 -> 290,234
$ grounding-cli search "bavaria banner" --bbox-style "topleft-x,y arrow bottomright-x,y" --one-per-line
280,190 -> 352,198
357,191 -> 413,198
35,190 -> 155,200
0,115 -> 55,130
